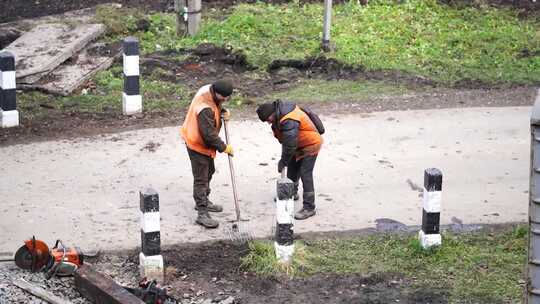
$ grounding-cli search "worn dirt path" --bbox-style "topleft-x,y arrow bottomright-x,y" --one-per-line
0,106 -> 533,252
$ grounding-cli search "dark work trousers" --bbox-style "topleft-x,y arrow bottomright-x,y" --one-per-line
287,154 -> 318,210
187,147 -> 215,210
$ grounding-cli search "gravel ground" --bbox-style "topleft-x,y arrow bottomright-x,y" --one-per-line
0,262 -> 90,304
0,256 -> 239,304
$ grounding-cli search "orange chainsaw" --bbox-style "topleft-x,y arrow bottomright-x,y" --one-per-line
14,236 -> 85,278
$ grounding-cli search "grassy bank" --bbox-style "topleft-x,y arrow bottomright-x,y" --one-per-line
137,0 -> 539,85
15,1 -> 538,121
241,225 -> 528,303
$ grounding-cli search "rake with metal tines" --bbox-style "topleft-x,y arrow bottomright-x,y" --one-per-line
222,116 -> 253,244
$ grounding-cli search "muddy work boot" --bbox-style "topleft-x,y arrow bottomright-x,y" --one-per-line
196,211 -> 219,228
194,201 -> 223,212
206,201 -> 223,212
294,208 -> 316,220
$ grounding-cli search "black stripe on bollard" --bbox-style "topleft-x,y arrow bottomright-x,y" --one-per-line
276,224 -> 294,246
422,209 -> 440,234
123,37 -> 139,56
277,178 -> 294,200
141,230 -> 161,256
140,189 -> 159,213
1,90 -> 16,111
424,168 -> 443,191
124,76 -> 140,96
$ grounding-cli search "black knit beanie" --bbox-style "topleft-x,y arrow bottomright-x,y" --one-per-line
212,80 -> 233,97
256,102 -> 275,122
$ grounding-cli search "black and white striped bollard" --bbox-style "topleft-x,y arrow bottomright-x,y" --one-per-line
139,188 -> 163,282
275,169 -> 295,263
419,168 -> 443,249
0,51 -> 19,128
123,37 -> 142,115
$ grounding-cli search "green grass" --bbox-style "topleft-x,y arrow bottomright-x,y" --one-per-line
241,225 -> 528,303
94,4 -> 144,38
21,1 -> 538,120
17,66 -> 190,118
137,0 -> 539,85
267,79 -> 408,103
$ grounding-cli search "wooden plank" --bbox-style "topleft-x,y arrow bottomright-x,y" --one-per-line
12,278 -> 72,304
3,23 -> 105,83
23,43 -> 119,96
74,265 -> 145,304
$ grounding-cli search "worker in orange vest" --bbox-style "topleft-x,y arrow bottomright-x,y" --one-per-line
256,100 -> 324,220
180,80 -> 234,228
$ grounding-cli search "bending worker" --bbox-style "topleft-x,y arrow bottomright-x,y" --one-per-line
256,100 -> 324,220
180,80 -> 234,229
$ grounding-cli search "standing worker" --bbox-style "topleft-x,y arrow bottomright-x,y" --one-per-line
256,100 -> 324,220
180,80 -> 234,228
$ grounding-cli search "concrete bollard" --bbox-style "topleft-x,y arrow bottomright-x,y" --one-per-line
275,170 -> 295,263
0,51 -> 19,128
123,37 -> 142,115
419,168 -> 443,249
139,188 -> 164,283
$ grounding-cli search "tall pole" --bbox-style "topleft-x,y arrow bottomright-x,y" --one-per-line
174,0 -> 187,36
187,0 -> 202,36
528,89 -> 540,304
322,0 -> 332,52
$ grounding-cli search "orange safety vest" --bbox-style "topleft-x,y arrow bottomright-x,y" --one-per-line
273,106 -> 323,159
180,85 -> 221,158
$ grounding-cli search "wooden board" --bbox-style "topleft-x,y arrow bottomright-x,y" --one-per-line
74,265 -> 145,304
25,43 -> 119,96
3,23 -> 105,83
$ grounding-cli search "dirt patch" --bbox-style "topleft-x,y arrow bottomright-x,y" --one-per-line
269,56 -> 436,87
126,241 -> 449,304
0,0 -> 170,24
87,41 -> 122,57
0,28 -> 21,49
140,140 -> 162,152
144,45 -> 439,103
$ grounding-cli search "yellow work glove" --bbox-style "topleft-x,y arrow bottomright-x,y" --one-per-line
224,144 -> 234,156
221,109 -> 231,121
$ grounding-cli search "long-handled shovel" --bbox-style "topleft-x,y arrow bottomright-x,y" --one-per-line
222,117 -> 253,244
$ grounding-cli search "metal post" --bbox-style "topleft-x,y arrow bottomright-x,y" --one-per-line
528,89 -> 540,304
187,0 -> 201,36
322,0 -> 332,52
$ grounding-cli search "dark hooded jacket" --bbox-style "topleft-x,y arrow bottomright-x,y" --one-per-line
270,100 -> 300,165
